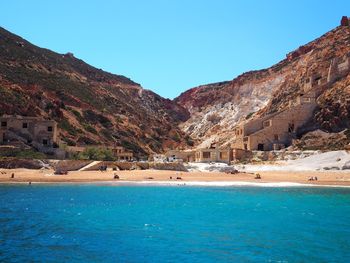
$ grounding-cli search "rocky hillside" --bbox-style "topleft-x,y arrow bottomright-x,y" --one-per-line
175,18 -> 350,149
0,27 -> 191,157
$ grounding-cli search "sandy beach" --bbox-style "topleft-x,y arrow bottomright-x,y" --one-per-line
1,168 -> 350,186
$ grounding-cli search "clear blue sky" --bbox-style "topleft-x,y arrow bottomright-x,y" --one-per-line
1,1 -> 349,98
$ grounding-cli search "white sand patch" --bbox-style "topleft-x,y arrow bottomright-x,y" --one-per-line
185,162 -> 231,172
185,151 -> 350,172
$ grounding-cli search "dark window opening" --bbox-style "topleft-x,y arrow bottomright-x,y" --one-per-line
244,144 -> 248,150
42,139 -> 48,145
288,123 -> 295,133
1,121 -> 7,127
22,123 -> 28,129
203,152 -> 211,159
258,144 -> 264,151
274,134 -> 279,141
47,126 -> 53,132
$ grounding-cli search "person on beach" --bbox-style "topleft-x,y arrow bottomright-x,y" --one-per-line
254,173 -> 261,179
100,165 -> 107,172
309,176 -> 318,181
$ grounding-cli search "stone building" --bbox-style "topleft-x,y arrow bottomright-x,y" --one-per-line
194,146 -> 232,163
112,146 -> 133,161
232,54 -> 350,152
232,92 -> 317,151
164,150 -> 195,162
0,115 -> 58,149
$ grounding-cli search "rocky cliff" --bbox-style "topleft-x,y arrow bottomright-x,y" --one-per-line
0,27 -> 191,157
175,19 -> 350,149
1,17 -> 349,156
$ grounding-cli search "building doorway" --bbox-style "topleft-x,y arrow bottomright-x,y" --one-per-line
257,144 -> 264,151
288,122 -> 295,133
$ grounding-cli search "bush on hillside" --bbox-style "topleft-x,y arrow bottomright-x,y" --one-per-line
73,147 -> 115,161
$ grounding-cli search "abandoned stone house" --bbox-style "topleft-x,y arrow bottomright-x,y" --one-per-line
194,147 -> 232,163
164,150 -> 195,162
0,115 -> 58,149
233,92 -> 317,151
162,147 -> 232,164
232,53 -> 350,151
112,146 -> 133,161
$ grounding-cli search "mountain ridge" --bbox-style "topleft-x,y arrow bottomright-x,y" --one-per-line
0,18 -> 349,156
175,20 -> 350,149
0,26 -> 191,157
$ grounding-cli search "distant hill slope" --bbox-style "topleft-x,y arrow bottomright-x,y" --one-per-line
1,19 -> 349,155
0,27 -> 191,157
175,22 -> 350,148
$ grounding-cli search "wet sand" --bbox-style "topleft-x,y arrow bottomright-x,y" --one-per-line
0,168 -> 350,186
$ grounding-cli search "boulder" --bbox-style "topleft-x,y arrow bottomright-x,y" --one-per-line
342,161 -> 350,170
323,166 -> 340,170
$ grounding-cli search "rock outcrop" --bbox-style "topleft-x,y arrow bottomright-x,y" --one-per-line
1,17 -> 349,155
175,19 -> 350,149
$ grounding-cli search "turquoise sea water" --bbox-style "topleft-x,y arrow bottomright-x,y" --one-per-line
0,184 -> 350,262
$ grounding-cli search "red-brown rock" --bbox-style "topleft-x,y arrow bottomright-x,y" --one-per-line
340,16 -> 349,26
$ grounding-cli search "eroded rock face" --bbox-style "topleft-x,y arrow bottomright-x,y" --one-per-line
315,75 -> 350,131
293,129 -> 350,151
175,73 -> 286,148
175,24 -> 350,149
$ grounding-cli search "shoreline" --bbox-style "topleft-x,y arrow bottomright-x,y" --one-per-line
1,180 -> 350,188
1,168 -> 350,187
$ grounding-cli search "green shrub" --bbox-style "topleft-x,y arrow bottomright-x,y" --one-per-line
171,133 -> 181,142
74,147 -> 115,161
83,124 -> 98,134
16,150 -> 47,159
0,148 -> 46,159
69,108 -> 84,122
58,119 -> 79,136
121,140 -> 146,155
62,137 -> 76,146
246,112 -> 255,120
83,110 -> 113,128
